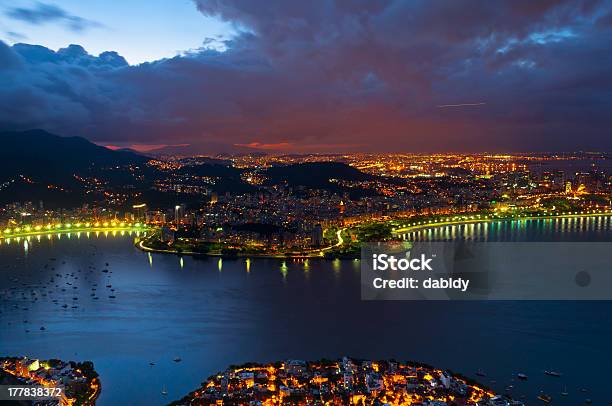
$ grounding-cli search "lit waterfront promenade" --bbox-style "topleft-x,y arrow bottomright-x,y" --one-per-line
3,211 -> 610,254
391,210 -> 612,237
0,221 -> 151,241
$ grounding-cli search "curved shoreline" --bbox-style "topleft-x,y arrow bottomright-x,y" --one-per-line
0,226 -> 150,241
135,228 -> 346,259
391,211 -> 612,236
136,212 -> 612,260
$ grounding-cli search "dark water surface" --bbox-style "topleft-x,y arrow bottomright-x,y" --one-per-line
1,219 -> 611,405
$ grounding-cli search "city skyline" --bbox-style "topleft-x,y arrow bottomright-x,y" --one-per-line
1,130 -> 609,259
1,1 -> 612,154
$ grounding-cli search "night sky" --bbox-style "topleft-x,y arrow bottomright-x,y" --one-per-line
1,0 -> 612,153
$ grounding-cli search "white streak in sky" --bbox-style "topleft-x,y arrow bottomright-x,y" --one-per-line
437,102 -> 486,108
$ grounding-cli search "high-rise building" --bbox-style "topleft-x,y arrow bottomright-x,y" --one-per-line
175,204 -> 186,225
548,170 -> 565,190
132,203 -> 147,221
311,224 -> 324,246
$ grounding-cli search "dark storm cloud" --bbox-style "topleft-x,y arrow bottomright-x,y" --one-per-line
1,0 -> 612,152
5,2 -> 101,32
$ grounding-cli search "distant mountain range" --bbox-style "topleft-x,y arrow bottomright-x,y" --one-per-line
0,129 -> 147,181
0,130 -> 377,208
0,129 -> 147,206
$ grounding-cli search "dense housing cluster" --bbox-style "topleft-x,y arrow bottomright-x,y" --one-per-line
0,357 -> 100,405
171,357 -> 525,406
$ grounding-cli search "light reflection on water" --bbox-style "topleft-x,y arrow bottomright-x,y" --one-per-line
2,230 -> 145,252
400,216 -> 612,242
0,219 -> 611,405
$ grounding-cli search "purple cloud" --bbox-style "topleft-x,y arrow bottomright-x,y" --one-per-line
1,0 -> 612,153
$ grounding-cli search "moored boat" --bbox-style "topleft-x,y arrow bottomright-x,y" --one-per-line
537,393 -> 552,403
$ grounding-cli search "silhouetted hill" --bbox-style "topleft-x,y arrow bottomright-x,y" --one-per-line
264,162 -> 372,189
0,129 -> 148,207
0,129 -> 147,182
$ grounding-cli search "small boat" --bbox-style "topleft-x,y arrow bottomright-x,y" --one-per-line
561,386 -> 568,396
173,357 -> 182,362
161,385 -> 167,396
476,369 -> 486,377
517,373 -> 528,380
544,370 -> 562,377
537,393 -> 552,403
